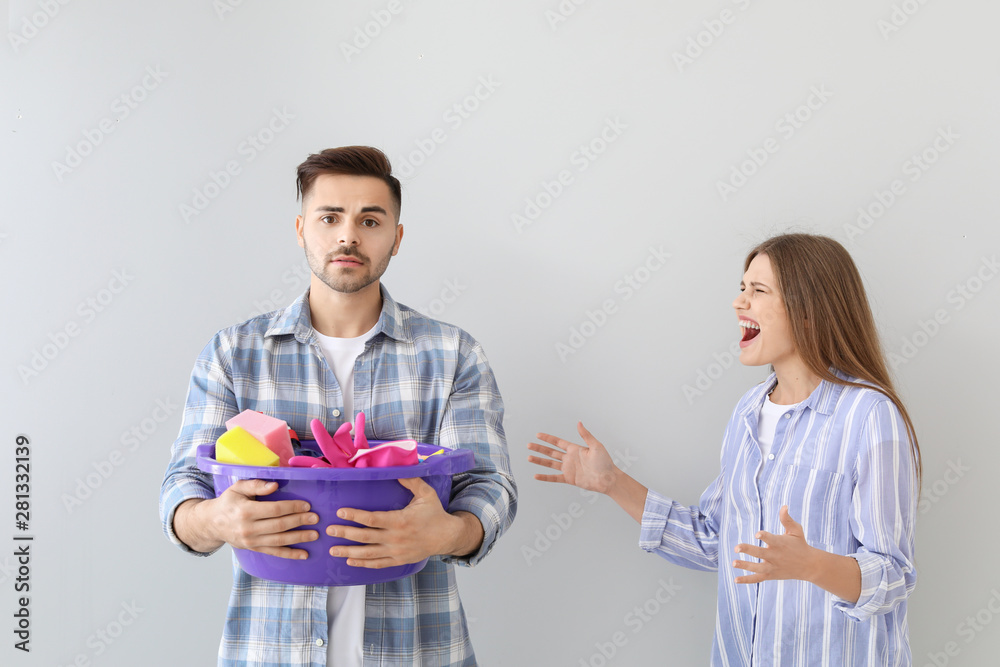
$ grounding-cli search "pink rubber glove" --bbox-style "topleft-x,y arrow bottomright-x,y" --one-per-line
288,455 -> 332,468
353,412 -> 369,451
349,440 -> 419,468
310,419 -> 352,468
333,422 -> 358,457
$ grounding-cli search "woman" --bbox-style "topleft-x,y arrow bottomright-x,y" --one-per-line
528,234 -> 920,666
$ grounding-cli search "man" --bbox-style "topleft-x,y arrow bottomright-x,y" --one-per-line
159,146 -> 517,666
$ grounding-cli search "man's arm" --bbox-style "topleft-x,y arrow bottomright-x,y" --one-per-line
174,481 -> 320,558
159,334 -> 318,559
328,479 -> 484,568
449,511 -> 486,557
430,337 -> 517,565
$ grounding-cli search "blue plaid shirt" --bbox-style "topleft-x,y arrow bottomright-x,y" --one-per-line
160,287 -> 517,666
640,371 -> 917,666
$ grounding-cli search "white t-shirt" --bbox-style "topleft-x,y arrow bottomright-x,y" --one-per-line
314,325 -> 377,425
313,323 -> 378,667
756,394 -> 801,467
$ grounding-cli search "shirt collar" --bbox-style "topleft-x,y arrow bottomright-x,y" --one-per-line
741,367 -> 848,418
264,284 -> 409,343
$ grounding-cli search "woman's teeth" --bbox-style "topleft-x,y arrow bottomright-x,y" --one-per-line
740,321 -> 760,342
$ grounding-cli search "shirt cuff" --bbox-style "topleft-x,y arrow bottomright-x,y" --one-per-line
832,551 -> 886,621
440,493 -> 502,567
160,473 -> 221,557
639,489 -> 671,552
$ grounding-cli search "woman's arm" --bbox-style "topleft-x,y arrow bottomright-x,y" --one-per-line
732,505 -> 862,602
529,421 -> 728,572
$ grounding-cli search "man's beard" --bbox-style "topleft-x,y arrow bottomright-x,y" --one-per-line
303,238 -> 394,295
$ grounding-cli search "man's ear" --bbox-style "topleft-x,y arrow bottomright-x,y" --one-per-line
392,224 -> 404,256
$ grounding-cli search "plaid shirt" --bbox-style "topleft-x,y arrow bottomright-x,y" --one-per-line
160,287 -> 517,666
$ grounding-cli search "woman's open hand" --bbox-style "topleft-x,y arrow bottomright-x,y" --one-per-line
528,422 -> 619,494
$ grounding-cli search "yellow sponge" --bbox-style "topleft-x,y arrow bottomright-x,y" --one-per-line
216,426 -> 280,467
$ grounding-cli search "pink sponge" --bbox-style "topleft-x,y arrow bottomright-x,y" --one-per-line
226,410 -> 294,466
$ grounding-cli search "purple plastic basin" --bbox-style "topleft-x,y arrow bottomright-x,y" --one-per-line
196,440 -> 475,586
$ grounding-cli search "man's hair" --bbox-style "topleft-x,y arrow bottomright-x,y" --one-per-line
296,146 -> 402,218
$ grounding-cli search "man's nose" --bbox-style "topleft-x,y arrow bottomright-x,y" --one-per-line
338,223 -> 360,246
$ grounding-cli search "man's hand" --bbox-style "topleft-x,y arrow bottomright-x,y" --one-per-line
175,479 -> 319,559
326,477 -> 484,568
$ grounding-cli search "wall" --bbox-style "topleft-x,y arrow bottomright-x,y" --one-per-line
2,1 -> 998,665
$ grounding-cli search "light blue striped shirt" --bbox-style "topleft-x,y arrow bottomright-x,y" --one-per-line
159,287 -> 517,666
640,371 -> 917,666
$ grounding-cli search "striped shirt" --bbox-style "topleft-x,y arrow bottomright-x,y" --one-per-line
640,371 -> 917,666
159,287 -> 517,666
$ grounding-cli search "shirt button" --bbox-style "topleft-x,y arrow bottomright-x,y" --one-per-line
768,454 -> 775,460
332,409 -> 341,417
783,413 -> 791,419
316,639 -> 324,647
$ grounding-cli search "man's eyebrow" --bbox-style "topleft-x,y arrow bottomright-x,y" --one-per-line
312,205 -> 388,215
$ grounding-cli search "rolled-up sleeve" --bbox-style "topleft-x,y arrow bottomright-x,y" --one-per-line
639,476 -> 723,573
158,335 -> 236,556
835,399 -> 918,621
437,339 -> 517,567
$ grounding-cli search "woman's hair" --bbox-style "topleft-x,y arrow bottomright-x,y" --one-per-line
745,233 -> 921,486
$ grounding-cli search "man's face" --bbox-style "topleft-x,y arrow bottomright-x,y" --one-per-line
295,173 -> 403,296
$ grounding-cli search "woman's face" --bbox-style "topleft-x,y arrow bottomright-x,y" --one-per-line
732,253 -> 800,370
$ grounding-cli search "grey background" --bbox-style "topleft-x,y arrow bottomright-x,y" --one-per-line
3,1 -> 998,665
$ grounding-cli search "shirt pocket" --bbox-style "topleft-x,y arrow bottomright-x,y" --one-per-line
775,463 -> 846,549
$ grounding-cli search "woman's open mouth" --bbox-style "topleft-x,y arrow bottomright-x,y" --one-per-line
739,320 -> 760,345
